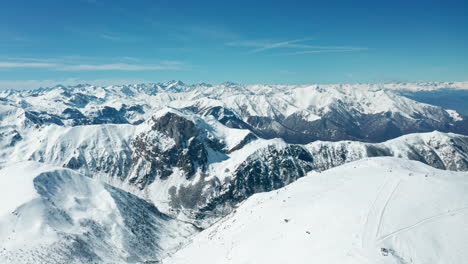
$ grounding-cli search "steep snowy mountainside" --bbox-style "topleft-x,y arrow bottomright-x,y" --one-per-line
179,83 -> 468,143
2,81 -> 467,143
306,131 -> 468,171
0,122 -> 291,224
166,157 -> 468,264
2,105 -> 468,227
1,123 -> 136,180
0,108 -> 315,225
0,161 -> 197,264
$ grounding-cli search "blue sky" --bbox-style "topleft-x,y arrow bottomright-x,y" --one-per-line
1,0 -> 467,89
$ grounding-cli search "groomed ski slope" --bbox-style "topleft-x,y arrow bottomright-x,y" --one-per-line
166,157 -> 468,264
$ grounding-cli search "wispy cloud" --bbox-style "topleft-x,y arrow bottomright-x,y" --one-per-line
60,63 -> 180,71
99,34 -> 121,41
228,38 -> 368,55
0,58 -> 184,71
277,47 -> 368,55
249,38 -> 313,53
0,62 -> 59,68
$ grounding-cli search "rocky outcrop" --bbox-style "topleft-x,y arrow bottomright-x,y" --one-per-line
196,145 -> 314,222
129,111 -> 227,189
305,131 -> 468,172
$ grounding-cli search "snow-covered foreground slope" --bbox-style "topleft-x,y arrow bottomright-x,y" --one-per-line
167,157 -> 468,264
0,162 -> 197,264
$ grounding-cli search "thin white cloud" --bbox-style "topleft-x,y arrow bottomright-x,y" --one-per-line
248,38 -> 312,53
0,59 -> 184,71
160,60 -> 184,65
226,40 -> 268,48
0,62 -> 59,68
99,34 -> 121,41
278,47 -> 368,55
60,63 -> 181,71
227,38 -> 368,55
227,38 -> 314,52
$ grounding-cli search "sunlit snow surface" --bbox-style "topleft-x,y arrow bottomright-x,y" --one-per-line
167,157 -> 468,264
0,162 -> 197,264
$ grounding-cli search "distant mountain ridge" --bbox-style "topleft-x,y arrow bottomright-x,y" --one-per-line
1,81 -> 467,144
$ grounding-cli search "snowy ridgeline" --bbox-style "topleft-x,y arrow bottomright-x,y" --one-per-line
1,81 -> 467,144
166,157 -> 468,264
0,162 -> 197,264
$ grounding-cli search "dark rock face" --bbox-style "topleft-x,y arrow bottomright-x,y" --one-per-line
130,112 -> 227,189
0,129 -> 23,147
86,104 -> 145,125
168,172 -> 221,213
230,145 -> 313,199
24,111 -> 65,126
198,106 -> 251,130
64,150 -> 133,182
198,145 -> 314,219
245,111 -> 467,144
151,113 -> 200,147
228,133 -> 257,153
90,106 -> 129,125
62,108 -> 89,126
306,134 -> 468,172
64,92 -> 99,108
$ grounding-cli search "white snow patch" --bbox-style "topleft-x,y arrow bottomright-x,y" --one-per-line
446,109 -> 463,121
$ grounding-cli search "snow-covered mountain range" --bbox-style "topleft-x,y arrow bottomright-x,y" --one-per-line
1,81 -> 468,263
1,81 -> 467,143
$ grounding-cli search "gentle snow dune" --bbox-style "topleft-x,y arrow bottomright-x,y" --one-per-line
167,157 -> 468,264
0,161 -> 197,264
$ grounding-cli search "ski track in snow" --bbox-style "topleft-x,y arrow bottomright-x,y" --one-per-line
377,206 -> 468,243
375,179 -> 403,240
361,175 -> 402,248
